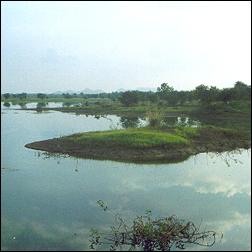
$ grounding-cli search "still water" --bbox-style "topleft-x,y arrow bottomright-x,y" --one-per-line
1,107 -> 251,251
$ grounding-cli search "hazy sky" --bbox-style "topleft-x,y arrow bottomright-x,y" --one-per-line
1,1 -> 251,93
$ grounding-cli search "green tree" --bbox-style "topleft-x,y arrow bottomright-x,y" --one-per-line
17,93 -> 27,100
233,81 -> 250,100
157,83 -> 177,105
157,83 -> 174,93
194,84 -> 211,105
218,88 -> 235,104
62,93 -> 72,99
119,91 -> 139,106
208,86 -> 220,102
3,93 -> 11,99
37,93 -> 47,99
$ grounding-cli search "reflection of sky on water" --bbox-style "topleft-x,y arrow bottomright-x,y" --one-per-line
1,109 -> 251,251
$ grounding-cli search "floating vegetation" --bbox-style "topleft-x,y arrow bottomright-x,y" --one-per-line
89,201 -> 218,251
1,167 -> 19,173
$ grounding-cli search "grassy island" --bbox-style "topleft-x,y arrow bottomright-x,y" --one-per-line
25,126 -> 250,163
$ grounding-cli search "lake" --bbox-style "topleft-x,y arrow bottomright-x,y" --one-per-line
1,106 -> 251,251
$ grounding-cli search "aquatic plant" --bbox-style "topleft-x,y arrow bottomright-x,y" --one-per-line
89,201 -> 217,251
146,111 -> 164,128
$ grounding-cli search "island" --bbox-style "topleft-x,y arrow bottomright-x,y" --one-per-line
25,126 -> 250,163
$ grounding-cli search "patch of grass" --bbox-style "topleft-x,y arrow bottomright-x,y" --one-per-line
65,128 -> 189,148
174,126 -> 199,138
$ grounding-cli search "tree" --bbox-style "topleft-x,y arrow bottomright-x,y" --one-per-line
177,91 -> 188,105
62,93 -> 72,99
119,91 -> 139,106
157,83 -> 177,105
37,93 -> 47,99
218,88 -> 235,104
233,81 -> 250,100
194,84 -> 212,105
3,93 -> 11,99
17,93 -> 27,100
157,83 -> 174,94
208,86 -> 220,102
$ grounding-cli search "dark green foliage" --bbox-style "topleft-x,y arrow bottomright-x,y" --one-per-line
157,83 -> 178,105
233,81 -> 251,100
157,83 -> 174,94
119,91 -> 139,106
37,93 -> 47,99
155,81 -> 250,107
3,93 -> 11,99
218,88 -> 235,104
62,93 -> 72,99
17,93 -> 27,100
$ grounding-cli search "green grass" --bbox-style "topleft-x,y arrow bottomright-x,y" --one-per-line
174,127 -> 199,138
65,128 -> 189,148
63,124 -> 249,150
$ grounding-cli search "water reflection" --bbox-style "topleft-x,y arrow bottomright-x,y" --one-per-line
1,108 -> 251,251
161,116 -> 201,128
3,102 -> 10,108
1,217 -> 90,251
18,103 -> 27,109
36,102 -> 48,112
120,116 -> 140,128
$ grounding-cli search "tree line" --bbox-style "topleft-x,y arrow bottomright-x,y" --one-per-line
119,81 -> 251,106
2,81 -> 251,107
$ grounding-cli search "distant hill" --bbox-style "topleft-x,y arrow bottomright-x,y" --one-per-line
51,87 -> 156,95
116,87 -> 156,92
52,89 -> 104,95
81,88 -> 104,94
136,87 -> 157,92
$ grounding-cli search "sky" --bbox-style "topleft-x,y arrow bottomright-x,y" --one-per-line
1,1 -> 251,93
